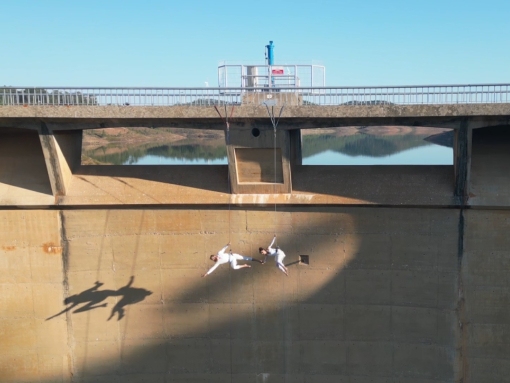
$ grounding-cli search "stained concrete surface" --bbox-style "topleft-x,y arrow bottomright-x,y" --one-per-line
0,210 -> 68,382
2,187 -> 510,382
1,104 -> 510,132
1,208 -> 461,382
2,104 -> 510,120
469,126 -> 510,206
51,164 -> 454,206
463,209 -> 510,383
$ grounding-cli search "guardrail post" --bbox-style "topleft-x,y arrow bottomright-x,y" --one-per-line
289,129 -> 302,169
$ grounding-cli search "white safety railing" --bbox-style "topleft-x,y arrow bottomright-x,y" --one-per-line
218,64 -> 326,89
1,84 -> 509,106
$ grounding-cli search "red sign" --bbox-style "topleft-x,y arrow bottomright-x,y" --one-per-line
271,67 -> 284,75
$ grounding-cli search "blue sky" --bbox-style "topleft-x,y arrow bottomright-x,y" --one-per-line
1,0 -> 508,87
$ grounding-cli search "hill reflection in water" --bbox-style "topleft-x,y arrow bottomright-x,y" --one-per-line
82,127 -> 453,166
302,128 -> 453,165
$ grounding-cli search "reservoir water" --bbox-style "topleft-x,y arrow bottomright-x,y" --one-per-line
82,127 -> 453,166
304,145 -> 452,165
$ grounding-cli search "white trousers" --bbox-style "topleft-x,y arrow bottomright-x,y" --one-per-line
275,251 -> 286,273
230,253 -> 252,269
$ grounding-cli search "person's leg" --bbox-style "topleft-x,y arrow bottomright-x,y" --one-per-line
276,262 -> 288,275
276,251 -> 288,275
236,253 -> 264,264
277,252 -> 286,266
230,256 -> 251,270
233,253 -> 252,261
233,253 -> 263,265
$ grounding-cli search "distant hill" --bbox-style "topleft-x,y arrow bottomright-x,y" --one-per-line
302,130 -> 435,158
424,130 -> 454,148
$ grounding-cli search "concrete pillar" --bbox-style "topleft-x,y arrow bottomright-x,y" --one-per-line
227,123 -> 292,194
453,119 -> 473,203
39,122 -> 82,196
289,129 -> 302,169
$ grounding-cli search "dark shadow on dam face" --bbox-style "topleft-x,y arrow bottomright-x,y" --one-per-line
0,128 -> 53,195
46,276 -> 152,321
74,164 -> 229,194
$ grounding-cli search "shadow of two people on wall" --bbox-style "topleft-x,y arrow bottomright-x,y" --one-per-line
46,276 -> 152,321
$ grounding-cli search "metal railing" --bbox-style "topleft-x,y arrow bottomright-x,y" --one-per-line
1,84 -> 509,106
218,64 -> 326,88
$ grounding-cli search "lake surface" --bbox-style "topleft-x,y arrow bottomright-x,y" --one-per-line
132,154 -> 227,165
82,128 -> 453,166
304,145 -> 452,165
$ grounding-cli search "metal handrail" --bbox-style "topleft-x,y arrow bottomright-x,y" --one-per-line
1,84 -> 509,106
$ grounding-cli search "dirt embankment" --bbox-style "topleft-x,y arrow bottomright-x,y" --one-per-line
302,126 -> 451,137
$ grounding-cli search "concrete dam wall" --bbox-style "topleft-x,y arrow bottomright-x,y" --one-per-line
2,206 -> 509,382
1,106 -> 510,382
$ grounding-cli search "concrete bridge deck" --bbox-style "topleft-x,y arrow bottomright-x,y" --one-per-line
1,103 -> 510,130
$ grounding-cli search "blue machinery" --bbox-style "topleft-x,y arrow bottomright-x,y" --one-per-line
265,41 -> 276,87
266,41 -> 275,66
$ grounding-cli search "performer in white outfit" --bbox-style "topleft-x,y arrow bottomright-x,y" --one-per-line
202,243 -> 263,277
259,235 -> 288,276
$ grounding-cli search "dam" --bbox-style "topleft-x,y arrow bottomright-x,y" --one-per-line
1,82 -> 510,382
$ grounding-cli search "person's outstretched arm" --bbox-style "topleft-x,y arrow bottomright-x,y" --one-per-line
202,262 -> 220,277
218,243 -> 230,255
268,235 -> 276,249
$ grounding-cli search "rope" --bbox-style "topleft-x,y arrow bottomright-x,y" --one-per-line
214,104 -> 236,244
264,102 -> 287,379
214,104 -> 235,383
264,103 -> 285,246
228,253 -> 233,383
282,268 -> 287,381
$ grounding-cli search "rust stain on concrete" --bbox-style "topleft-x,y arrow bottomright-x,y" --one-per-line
42,242 -> 62,254
2,246 -> 16,251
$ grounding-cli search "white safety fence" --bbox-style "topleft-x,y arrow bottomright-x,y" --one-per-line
1,84 -> 509,106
